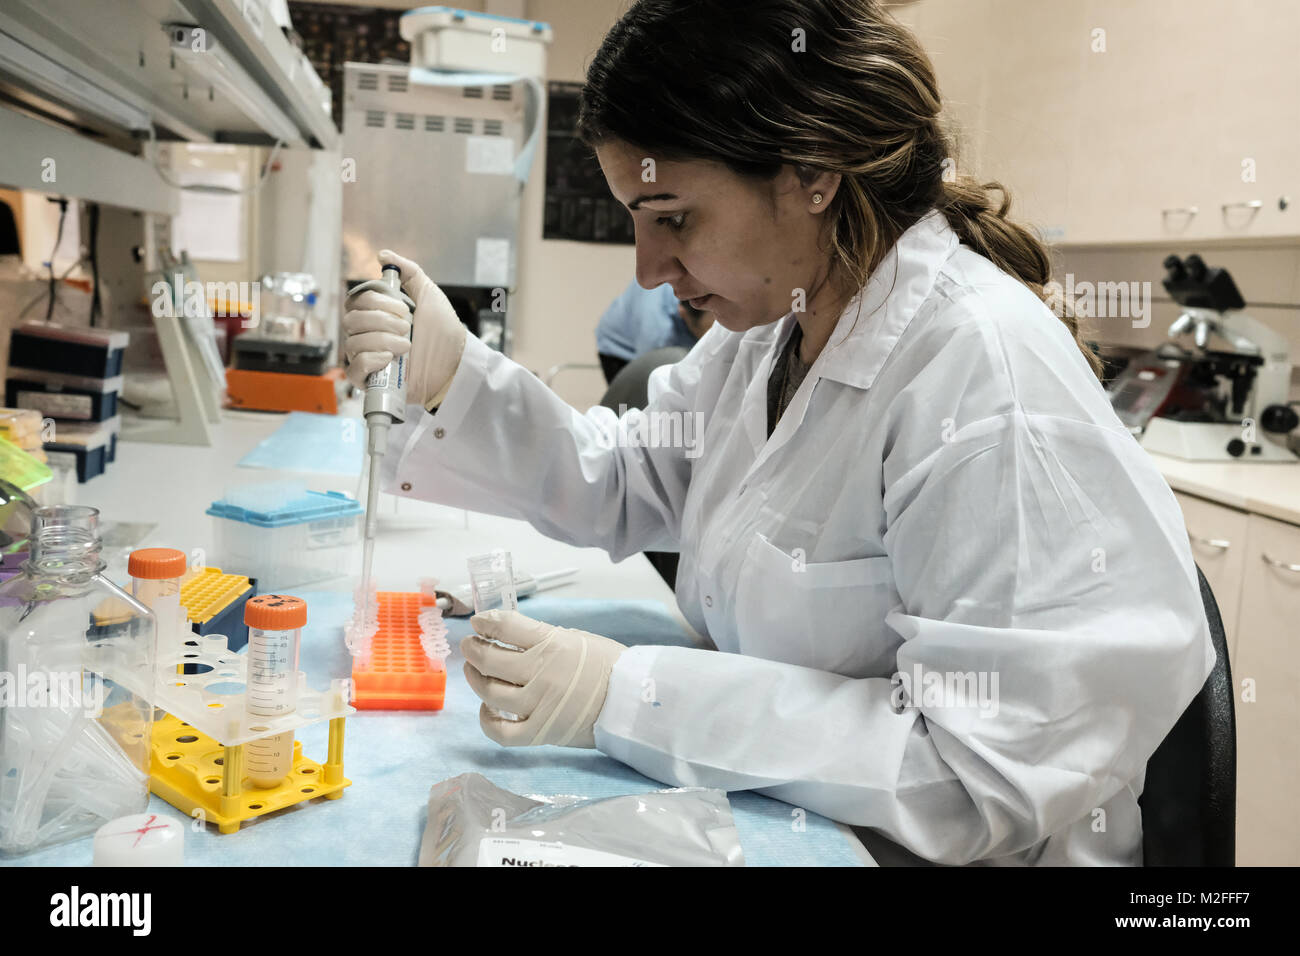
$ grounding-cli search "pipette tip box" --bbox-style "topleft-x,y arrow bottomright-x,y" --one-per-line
41,417 -> 120,483
207,488 -> 362,591
8,322 -> 129,378
180,566 -> 254,652
5,370 -> 122,423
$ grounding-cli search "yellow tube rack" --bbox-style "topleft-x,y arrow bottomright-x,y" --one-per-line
150,712 -> 350,834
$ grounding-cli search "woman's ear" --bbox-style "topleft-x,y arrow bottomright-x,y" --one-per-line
803,168 -> 842,213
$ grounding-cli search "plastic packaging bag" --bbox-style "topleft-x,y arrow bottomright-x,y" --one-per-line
419,772 -> 745,867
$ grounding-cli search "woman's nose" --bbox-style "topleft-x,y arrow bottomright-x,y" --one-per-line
634,232 -> 681,292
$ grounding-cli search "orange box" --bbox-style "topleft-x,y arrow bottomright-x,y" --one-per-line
351,591 -> 447,710
225,367 -> 341,415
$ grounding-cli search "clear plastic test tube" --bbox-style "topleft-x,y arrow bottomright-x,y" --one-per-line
128,548 -> 188,664
242,594 -> 305,789
467,550 -> 518,616
467,550 -> 521,720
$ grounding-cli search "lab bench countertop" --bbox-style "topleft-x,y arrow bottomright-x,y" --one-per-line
1146,449 -> 1300,524
2,407 -> 872,867
2,594 -> 870,868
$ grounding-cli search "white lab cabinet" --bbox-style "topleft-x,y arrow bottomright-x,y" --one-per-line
895,0 -> 1300,244
1173,491 -> 1300,865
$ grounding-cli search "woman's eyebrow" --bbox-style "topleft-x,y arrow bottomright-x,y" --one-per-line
628,192 -> 679,210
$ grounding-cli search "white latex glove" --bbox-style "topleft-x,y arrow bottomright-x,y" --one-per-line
342,250 -> 468,407
461,610 -> 627,748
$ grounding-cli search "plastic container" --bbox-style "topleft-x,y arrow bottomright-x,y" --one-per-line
5,370 -> 121,423
31,459 -> 76,507
0,407 -> 44,449
206,487 -> 362,591
467,550 -> 518,616
243,594 -> 305,789
0,434 -> 53,493
46,416 -> 120,454
232,335 -> 333,376
400,7 -> 553,76
0,478 -> 37,555
7,322 -> 129,379
42,416 -> 120,482
350,592 -> 448,711
0,506 -> 156,856
42,441 -> 109,484
92,813 -> 184,866
128,548 -> 188,666
467,550 -> 520,721
0,478 -> 35,585
179,566 -> 253,652
258,272 -> 321,341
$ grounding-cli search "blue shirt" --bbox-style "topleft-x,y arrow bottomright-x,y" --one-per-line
595,281 -> 697,361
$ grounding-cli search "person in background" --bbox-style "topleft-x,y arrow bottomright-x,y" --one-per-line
596,279 -> 713,384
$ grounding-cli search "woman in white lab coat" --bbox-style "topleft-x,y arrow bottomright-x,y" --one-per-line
343,0 -> 1214,866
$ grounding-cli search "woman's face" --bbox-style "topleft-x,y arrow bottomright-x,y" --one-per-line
596,139 -> 837,334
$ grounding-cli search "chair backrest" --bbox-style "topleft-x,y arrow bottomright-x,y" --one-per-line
599,347 -> 690,412
1138,563 -> 1237,866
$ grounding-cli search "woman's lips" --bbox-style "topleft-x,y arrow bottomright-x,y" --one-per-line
687,295 -> 712,309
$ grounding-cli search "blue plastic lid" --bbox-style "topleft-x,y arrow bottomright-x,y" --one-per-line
402,6 -> 550,31
206,489 -> 362,528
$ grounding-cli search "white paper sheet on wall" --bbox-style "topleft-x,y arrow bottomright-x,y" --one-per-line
465,136 -> 516,175
474,238 -> 510,287
171,169 -> 244,262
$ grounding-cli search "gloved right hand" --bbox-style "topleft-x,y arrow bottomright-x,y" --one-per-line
343,250 -> 468,408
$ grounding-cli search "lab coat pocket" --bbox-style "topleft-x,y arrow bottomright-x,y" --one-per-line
733,533 -> 902,677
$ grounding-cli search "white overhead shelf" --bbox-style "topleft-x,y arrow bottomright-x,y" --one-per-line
0,0 -> 337,149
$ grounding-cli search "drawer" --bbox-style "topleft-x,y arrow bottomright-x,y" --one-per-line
1173,491 -> 1249,665
1233,512 -> 1300,865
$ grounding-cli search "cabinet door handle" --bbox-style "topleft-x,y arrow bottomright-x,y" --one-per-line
1261,552 -> 1300,572
1189,533 -> 1231,550
1221,200 -> 1263,212
1161,206 -> 1199,217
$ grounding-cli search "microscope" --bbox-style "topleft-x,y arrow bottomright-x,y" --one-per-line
1107,254 -> 1298,461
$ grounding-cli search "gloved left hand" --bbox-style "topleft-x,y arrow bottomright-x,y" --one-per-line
461,610 -> 627,748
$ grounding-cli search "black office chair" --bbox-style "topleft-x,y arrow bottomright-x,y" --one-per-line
1138,563 -> 1236,866
598,346 -> 689,413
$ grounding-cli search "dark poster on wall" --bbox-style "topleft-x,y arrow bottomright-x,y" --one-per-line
287,2 -> 409,130
544,82 -> 634,244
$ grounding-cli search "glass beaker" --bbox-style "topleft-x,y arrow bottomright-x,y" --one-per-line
0,506 -> 157,856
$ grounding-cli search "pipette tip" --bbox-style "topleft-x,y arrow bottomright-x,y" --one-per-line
418,605 -> 451,663
345,581 -> 380,657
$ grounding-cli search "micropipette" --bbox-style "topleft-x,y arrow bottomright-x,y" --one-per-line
347,265 -> 416,627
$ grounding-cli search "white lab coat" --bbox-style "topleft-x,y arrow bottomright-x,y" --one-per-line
383,209 -> 1215,865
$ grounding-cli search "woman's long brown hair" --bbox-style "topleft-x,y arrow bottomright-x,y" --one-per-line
577,0 -> 1101,378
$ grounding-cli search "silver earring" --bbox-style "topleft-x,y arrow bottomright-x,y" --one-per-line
812,193 -> 823,204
